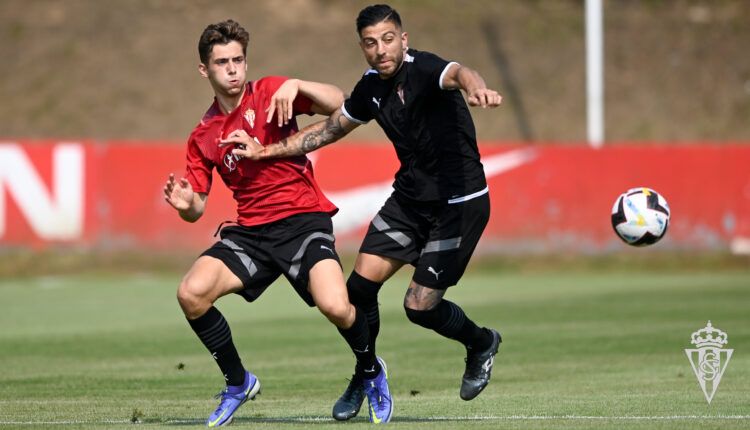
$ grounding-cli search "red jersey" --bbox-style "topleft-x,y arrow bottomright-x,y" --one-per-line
184,76 -> 337,226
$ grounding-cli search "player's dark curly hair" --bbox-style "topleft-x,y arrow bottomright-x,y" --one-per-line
198,19 -> 250,64
356,4 -> 402,35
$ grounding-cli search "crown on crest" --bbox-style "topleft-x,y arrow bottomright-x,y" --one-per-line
690,321 -> 728,348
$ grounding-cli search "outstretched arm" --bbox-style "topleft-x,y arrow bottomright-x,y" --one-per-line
266,79 -> 345,127
300,80 -> 345,115
221,107 -> 359,160
440,63 -> 503,108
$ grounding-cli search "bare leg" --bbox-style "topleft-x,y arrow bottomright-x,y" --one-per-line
308,258 -> 355,328
353,252 -> 404,283
309,258 -> 379,378
176,256 -> 246,385
177,255 -> 244,319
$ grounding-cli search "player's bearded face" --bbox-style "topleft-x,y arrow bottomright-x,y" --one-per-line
201,41 -> 247,96
359,21 -> 408,79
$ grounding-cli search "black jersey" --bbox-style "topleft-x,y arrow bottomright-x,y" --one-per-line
342,48 -> 487,203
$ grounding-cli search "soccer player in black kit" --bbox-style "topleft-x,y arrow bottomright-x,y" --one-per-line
225,4 -> 503,421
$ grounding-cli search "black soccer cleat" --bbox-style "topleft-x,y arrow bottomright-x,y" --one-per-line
332,374 -> 366,421
460,328 -> 502,401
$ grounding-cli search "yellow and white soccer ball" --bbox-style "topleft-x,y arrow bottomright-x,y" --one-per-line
611,187 -> 671,246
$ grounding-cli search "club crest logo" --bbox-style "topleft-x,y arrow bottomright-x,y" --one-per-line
684,321 -> 733,403
244,108 -> 255,128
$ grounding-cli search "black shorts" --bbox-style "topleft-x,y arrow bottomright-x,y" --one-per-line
360,191 -> 490,289
201,212 -> 341,307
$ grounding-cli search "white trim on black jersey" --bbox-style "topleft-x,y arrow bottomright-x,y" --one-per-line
341,102 -> 369,124
439,61 -> 460,90
447,186 -> 489,204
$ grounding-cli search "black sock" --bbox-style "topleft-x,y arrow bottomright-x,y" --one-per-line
347,271 -> 383,354
337,307 -> 379,378
405,300 -> 490,349
187,306 -> 246,386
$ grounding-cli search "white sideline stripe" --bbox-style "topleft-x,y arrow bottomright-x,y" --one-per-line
0,420 -> 131,425
2,415 -> 749,425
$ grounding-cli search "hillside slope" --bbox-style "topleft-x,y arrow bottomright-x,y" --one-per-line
0,0 -> 748,143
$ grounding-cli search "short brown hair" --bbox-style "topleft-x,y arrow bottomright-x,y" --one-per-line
198,19 -> 249,64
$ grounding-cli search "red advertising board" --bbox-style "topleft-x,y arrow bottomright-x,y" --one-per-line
1,141 -> 749,253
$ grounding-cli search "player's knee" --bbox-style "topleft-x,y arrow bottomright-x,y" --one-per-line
403,292 -> 440,311
347,271 -> 382,308
176,277 -> 212,318
318,298 -> 354,328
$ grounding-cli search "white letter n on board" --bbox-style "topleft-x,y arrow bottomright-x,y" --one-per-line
0,143 -> 84,240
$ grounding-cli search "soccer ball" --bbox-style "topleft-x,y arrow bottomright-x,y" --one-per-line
611,187 -> 670,246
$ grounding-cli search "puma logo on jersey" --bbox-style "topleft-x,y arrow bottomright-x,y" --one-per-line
320,245 -> 334,254
372,97 -> 381,108
427,266 -> 444,280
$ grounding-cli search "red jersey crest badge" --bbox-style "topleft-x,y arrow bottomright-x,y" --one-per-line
244,108 -> 255,128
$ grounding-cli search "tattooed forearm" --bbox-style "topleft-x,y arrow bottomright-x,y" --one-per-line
261,111 -> 351,159
325,112 -> 348,139
300,130 -> 324,153
279,137 -> 290,148
301,114 -> 347,153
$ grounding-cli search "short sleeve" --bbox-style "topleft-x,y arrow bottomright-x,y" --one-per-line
293,91 -> 314,115
411,50 -> 453,92
257,76 -> 314,116
342,75 -> 374,124
184,136 -> 213,194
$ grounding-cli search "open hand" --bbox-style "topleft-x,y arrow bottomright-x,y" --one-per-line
266,78 -> 300,127
164,173 -> 194,211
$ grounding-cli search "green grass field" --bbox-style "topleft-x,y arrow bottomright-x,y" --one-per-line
1,263 -> 748,429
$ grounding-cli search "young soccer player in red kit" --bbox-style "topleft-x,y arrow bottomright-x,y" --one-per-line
163,20 -> 392,426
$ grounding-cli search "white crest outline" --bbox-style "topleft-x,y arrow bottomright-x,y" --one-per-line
684,321 -> 733,404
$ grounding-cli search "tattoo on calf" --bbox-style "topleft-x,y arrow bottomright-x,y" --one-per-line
405,284 -> 445,309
